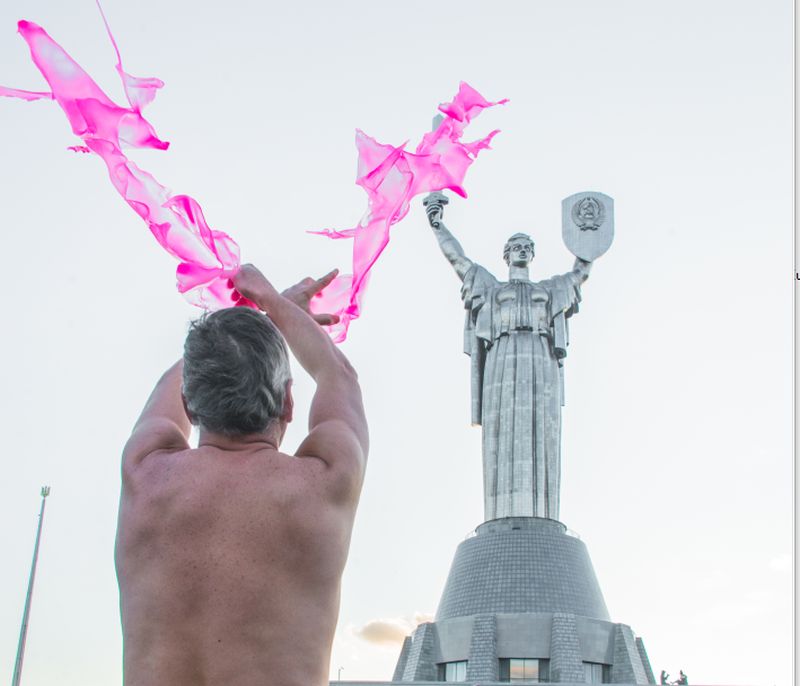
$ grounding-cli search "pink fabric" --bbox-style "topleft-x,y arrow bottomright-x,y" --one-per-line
0,17 -> 241,309
311,82 -> 507,342
1,13 -> 505,338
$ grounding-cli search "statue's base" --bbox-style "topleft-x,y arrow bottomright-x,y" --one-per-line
390,517 -> 655,684
332,682 -> 657,686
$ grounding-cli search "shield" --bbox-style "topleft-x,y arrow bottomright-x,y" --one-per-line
561,191 -> 614,261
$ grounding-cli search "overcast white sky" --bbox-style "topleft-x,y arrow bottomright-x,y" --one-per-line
0,1 -> 792,685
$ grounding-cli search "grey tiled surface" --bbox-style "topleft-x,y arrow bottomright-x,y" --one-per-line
611,625 -> 648,684
635,637 -> 655,684
397,616 -> 654,685
389,517 -> 655,684
401,623 -> 438,682
392,637 -> 411,682
549,613 -> 584,683
436,518 -> 609,621
465,614 -> 499,681
332,682 -> 655,685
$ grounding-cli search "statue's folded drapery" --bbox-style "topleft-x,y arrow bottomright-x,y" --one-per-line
462,264 -> 582,521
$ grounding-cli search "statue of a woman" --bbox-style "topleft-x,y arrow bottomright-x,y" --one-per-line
425,193 -> 592,522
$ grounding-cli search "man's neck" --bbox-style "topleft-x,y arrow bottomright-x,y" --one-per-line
198,427 -> 282,452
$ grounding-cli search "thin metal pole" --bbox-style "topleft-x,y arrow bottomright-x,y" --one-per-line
11,486 -> 50,686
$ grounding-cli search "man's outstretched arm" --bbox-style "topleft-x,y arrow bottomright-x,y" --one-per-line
122,360 -> 192,467
234,265 -> 368,493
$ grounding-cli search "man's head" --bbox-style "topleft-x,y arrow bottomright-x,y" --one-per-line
503,233 -> 535,267
182,307 -> 292,437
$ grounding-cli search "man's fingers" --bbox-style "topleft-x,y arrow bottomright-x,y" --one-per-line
312,313 -> 340,326
313,268 -> 339,292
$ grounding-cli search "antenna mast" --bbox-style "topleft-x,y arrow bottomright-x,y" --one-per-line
11,486 -> 51,686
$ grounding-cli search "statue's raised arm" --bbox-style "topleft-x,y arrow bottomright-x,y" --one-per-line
423,191 -> 474,281
570,256 -> 592,284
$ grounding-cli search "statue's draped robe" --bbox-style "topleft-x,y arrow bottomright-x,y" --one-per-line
461,264 -> 583,521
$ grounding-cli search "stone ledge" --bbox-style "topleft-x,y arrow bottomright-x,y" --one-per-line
331,682 -> 723,686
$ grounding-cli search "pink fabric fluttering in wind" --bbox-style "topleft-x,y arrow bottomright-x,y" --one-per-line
310,82 -> 507,342
0,17 -> 241,309
1,14 -> 505,337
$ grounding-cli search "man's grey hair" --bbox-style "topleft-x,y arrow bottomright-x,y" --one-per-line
182,307 -> 291,437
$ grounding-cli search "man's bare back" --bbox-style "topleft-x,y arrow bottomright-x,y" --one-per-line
116,266 -> 367,686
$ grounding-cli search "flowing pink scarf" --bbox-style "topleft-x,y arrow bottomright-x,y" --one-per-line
1,11 -> 505,340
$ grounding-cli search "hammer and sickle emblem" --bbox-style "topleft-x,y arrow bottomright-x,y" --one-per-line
572,196 -> 605,231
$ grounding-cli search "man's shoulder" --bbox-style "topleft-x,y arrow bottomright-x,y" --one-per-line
122,418 -> 190,473
124,443 -> 358,510
121,442 -> 193,492
296,421 -> 365,485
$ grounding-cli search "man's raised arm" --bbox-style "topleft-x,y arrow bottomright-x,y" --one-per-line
122,360 -> 192,467
233,265 -> 368,485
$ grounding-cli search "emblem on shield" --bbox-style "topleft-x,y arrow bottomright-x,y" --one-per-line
562,191 -> 614,261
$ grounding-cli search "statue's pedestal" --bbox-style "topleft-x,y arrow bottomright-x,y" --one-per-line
392,517 -> 655,684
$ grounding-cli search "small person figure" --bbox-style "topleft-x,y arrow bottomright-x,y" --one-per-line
677,670 -> 688,685
660,670 -> 670,685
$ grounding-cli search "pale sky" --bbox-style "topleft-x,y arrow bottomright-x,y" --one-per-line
0,1 -> 792,685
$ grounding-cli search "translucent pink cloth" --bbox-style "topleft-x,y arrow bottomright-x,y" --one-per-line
1,14 -> 505,337
310,82 -> 507,342
0,16 -> 241,309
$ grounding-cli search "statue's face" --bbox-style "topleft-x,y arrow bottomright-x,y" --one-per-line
505,238 -> 534,267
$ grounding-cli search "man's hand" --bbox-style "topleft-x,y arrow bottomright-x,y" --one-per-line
232,264 -> 340,326
281,270 -> 340,326
231,266 -> 366,482
231,264 -> 279,307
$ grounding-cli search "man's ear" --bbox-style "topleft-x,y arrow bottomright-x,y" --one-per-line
281,380 -> 294,424
181,392 -> 196,425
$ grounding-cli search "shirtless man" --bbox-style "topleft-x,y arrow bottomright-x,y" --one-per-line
115,264 -> 368,686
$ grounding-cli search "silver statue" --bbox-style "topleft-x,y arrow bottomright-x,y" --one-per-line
424,191 -> 613,522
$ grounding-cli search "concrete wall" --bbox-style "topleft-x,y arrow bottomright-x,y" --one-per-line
496,613 -> 552,658
435,615 -> 473,661
576,616 -> 615,664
